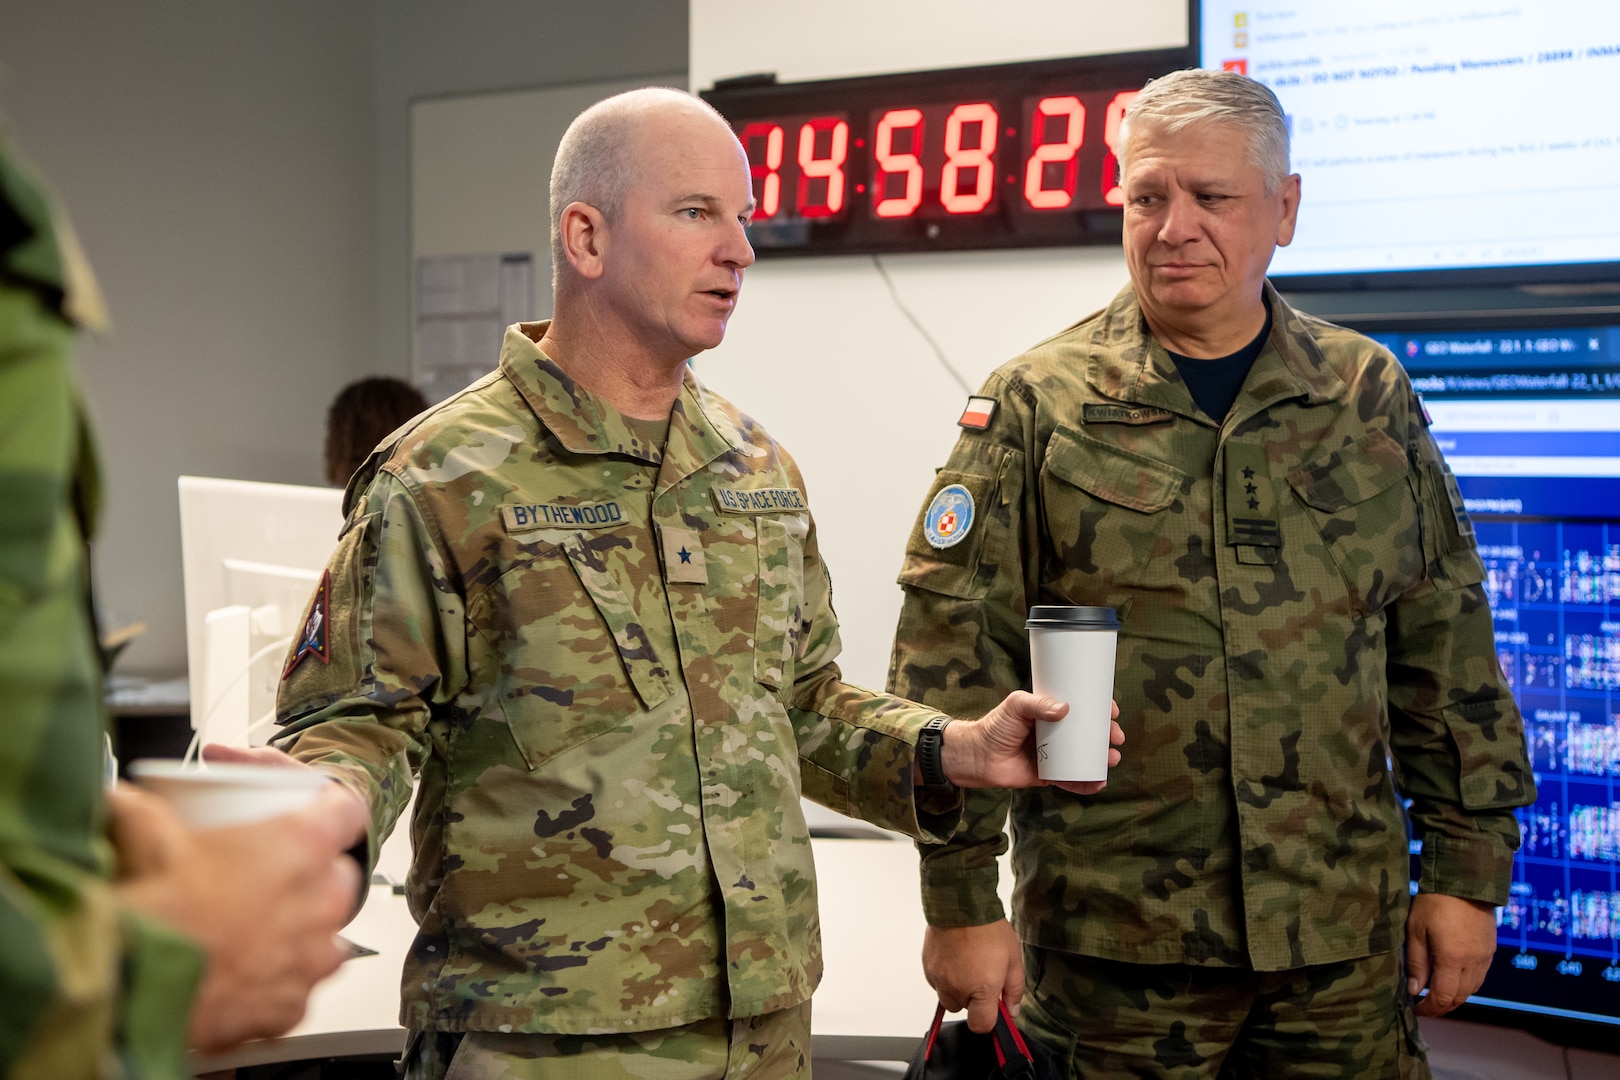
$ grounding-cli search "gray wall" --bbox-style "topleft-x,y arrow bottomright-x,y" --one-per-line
0,0 -> 375,675
370,0 -> 691,380
0,0 -> 688,676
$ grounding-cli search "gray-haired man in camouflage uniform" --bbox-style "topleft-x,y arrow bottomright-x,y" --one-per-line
246,87 -> 1121,1080
888,69 -> 1535,1078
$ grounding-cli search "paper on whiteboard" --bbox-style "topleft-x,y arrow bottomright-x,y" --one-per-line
415,253 -> 534,401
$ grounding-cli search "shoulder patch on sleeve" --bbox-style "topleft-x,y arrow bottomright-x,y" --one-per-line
957,395 -> 998,430
282,570 -> 332,679
923,483 -> 975,549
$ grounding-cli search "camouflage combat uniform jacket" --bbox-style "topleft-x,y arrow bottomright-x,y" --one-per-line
889,283 -> 1535,972
1,142 -> 202,1078
275,322 -> 959,1036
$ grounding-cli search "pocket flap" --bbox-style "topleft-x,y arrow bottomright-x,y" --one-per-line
1287,429 -> 1409,512
1043,426 -> 1180,514
558,534 -> 673,711
754,515 -> 806,692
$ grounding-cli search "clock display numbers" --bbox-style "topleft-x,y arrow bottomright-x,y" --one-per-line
702,50 -> 1187,255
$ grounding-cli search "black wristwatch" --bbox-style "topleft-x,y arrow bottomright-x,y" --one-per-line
917,715 -> 955,789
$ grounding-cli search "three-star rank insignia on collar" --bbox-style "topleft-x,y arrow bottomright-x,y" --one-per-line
958,395 -> 998,430
282,569 -> 332,679
1224,443 -> 1281,565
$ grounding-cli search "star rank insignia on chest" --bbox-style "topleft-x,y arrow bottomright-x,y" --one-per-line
1224,443 -> 1281,565
958,395 -> 998,430
659,524 -> 709,585
282,569 -> 332,678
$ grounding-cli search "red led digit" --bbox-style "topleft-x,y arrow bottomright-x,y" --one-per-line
1023,96 -> 1085,210
1101,91 -> 1138,207
873,108 -> 925,218
796,117 -> 849,218
739,122 -> 785,219
940,103 -> 999,214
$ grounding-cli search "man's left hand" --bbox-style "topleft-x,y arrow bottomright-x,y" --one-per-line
1406,892 -> 1498,1017
940,691 -> 1123,795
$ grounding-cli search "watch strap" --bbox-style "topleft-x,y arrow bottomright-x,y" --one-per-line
918,715 -> 954,789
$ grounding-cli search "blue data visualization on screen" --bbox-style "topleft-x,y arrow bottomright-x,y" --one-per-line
1363,321 -> 1620,1030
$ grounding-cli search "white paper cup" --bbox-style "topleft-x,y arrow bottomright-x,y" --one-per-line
1027,605 -> 1120,782
126,759 -> 329,828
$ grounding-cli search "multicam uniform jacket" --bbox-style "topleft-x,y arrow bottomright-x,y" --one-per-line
274,322 -> 960,1036
888,284 -> 1535,972
0,142 -> 202,1079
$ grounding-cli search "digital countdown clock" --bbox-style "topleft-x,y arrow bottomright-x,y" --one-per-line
700,50 -> 1190,257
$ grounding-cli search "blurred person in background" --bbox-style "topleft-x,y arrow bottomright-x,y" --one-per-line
323,375 -> 429,488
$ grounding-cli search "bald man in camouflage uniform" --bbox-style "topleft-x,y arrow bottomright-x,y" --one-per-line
889,70 -> 1534,1078
268,88 -> 1116,1080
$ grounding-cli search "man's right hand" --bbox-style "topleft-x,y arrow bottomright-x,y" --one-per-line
922,919 -> 1025,1034
107,779 -> 368,1054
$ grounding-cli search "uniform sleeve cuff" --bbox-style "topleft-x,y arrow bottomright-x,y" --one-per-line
919,865 -> 1008,927
1419,833 -> 1516,905
912,785 -> 965,845
839,749 -> 964,841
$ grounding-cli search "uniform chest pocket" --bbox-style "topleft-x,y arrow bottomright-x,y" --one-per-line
1040,426 -> 1186,592
753,514 -> 807,696
1287,429 -> 1424,616
470,530 -> 673,771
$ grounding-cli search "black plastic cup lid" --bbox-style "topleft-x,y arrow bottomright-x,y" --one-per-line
1025,605 -> 1120,630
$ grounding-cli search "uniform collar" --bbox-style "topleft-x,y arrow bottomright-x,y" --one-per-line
498,321 -> 748,468
1086,283 -> 1347,419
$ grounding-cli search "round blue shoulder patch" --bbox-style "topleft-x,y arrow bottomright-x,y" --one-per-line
923,483 -> 975,550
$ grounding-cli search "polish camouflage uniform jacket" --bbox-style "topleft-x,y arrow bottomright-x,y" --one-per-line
0,142 -> 203,1078
274,322 -> 961,1036
888,283 -> 1535,972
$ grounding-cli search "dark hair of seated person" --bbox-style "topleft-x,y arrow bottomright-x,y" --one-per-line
323,377 -> 430,487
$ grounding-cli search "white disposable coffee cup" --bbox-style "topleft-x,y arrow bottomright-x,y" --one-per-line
126,759 -> 329,828
1027,605 -> 1120,782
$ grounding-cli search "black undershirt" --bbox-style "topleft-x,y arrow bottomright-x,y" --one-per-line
1167,300 -> 1274,421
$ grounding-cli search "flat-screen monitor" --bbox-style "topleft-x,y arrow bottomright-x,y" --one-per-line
177,476 -> 343,750
1337,310 -> 1620,1041
1197,1 -> 1620,289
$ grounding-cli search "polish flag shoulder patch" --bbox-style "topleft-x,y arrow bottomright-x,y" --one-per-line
957,395 -> 998,430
